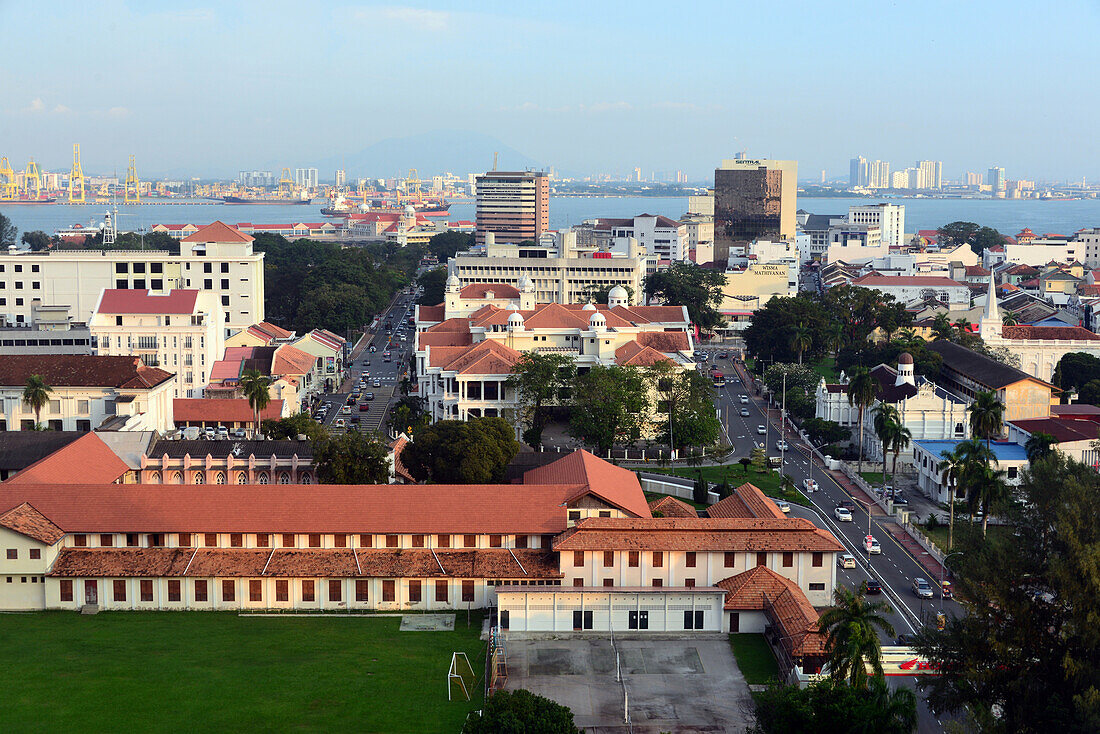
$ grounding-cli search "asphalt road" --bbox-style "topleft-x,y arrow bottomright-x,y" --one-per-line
701,347 -> 957,733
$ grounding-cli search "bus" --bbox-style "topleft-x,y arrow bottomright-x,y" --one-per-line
712,371 -> 726,387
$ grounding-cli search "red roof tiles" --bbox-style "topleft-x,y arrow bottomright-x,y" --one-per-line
553,517 -> 844,552
0,502 -> 65,544
647,495 -> 699,518
97,289 -> 200,315
173,399 -> 284,424
1001,325 -> 1100,341
460,283 -> 521,299
0,355 -> 173,389
6,433 -> 129,485
523,450 -> 652,518
180,221 -> 254,243
707,483 -> 786,519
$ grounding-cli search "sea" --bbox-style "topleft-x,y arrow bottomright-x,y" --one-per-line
3,195 -> 1099,240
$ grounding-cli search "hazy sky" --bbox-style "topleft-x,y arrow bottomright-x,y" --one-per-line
1,0 -> 1097,181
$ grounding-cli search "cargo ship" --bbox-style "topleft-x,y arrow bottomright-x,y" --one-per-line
3,197 -> 57,204
221,195 -> 311,205
321,198 -> 451,217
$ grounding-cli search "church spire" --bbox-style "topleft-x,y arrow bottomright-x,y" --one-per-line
981,274 -> 1002,338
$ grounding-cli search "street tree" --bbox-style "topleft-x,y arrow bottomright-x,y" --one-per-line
568,365 -> 649,454
751,677 -> 916,734
968,390 -> 1006,447
20,230 -> 51,251
761,363 -> 820,421
417,267 -> 447,305
846,367 -> 878,475
22,375 -> 52,429
312,430 -> 390,484
817,582 -> 895,689
789,322 -> 812,365
506,352 -> 577,448
427,230 -> 473,263
1024,431 -> 1057,463
889,421 -> 911,484
0,213 -> 17,247
802,417 -> 850,449
239,369 -> 271,437
387,395 -> 430,436
647,361 -> 721,451
643,262 -> 726,331
872,403 -> 901,487
744,294 -> 834,364
402,417 -> 519,484
261,412 -> 325,440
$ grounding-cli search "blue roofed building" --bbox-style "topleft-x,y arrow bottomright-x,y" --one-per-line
911,439 -> 1029,504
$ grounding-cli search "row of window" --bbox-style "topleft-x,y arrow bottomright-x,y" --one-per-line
4,419 -> 92,432
0,264 -> 41,273
4,548 -> 42,560
0,281 -> 41,290
148,471 -> 310,485
0,337 -> 89,347
60,578 -> 477,604
70,532 -> 550,550
572,550 -> 825,569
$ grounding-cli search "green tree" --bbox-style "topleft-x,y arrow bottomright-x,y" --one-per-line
802,417 -> 850,448
761,363 -> 820,421
402,417 -> 519,483
790,322 -> 812,365
568,365 -> 649,454
817,582 -> 895,689
239,369 -> 271,438
261,412 -> 325,440
738,456 -> 752,475
1025,431 -> 1058,463
744,293 -> 836,364
427,230 -> 473,263
1052,352 -> 1100,395
968,390 -> 1006,447
916,454 -> 1100,732
846,367 -> 878,475
579,282 -> 635,306
417,266 -> 448,306
0,213 -> 17,246
872,403 -> 900,488
643,261 -> 726,331
692,470 -> 709,504
312,430 -> 390,484
751,677 -> 916,734
932,312 -> 954,341
507,352 -> 577,448
648,362 -> 721,451
462,688 -> 581,734
889,421 -> 912,486
1002,310 -> 1019,326
386,395 -> 429,436
750,446 -> 767,473
22,375 -> 52,429
20,230 -> 51,251
937,221 -> 979,248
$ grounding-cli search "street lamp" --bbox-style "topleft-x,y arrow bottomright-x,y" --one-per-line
940,552 -> 964,613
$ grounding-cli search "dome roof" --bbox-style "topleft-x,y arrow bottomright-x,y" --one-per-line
507,311 -> 524,324
446,273 -> 460,287
589,311 -> 606,326
518,274 -> 533,290
582,303 -> 597,311
608,285 -> 628,298
898,352 -> 914,365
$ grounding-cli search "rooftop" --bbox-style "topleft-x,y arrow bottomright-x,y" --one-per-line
0,355 -> 173,389
96,289 -> 201,315
913,439 -> 1028,461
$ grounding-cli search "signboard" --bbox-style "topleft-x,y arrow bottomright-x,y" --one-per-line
874,647 -> 940,676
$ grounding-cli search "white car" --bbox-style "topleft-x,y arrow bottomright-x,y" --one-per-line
834,506 -> 853,522
865,537 -> 881,554
839,554 -> 856,569
340,405 -> 351,415
757,425 -> 767,435
739,395 -> 749,404
776,501 -> 790,514
334,418 -> 346,428
803,478 -> 819,493
776,440 -> 789,451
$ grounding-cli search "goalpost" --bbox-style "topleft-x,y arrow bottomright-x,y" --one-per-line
448,652 -> 476,702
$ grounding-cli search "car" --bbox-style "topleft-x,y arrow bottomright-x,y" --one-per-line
717,352 -> 729,359
866,537 -> 881,554
340,405 -> 351,415
698,352 -> 708,361
838,500 -> 856,512
838,554 -> 856,569
739,395 -> 749,404
913,577 -> 934,599
215,426 -> 229,440
359,402 -> 371,411
865,579 -> 883,595
834,506 -> 853,522
384,355 -> 392,362
757,425 -> 767,435
373,379 -> 381,388
739,408 -> 750,417
891,493 -> 909,505
803,478 -> 819,493
776,500 -> 790,514
203,427 -> 216,440
776,440 -> 789,451
363,359 -> 370,366
364,392 -> 375,401
231,428 -> 247,439
369,346 -> 376,353
334,418 -> 346,428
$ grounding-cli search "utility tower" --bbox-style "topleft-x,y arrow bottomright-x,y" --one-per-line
24,159 -> 41,198
124,155 -> 140,203
0,158 -> 15,200
69,144 -> 85,203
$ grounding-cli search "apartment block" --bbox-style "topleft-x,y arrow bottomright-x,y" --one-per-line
474,171 -> 549,245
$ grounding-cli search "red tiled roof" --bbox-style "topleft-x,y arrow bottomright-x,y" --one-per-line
97,289 -> 200,315
1008,417 -> 1098,443
1002,325 -> 1100,341
417,305 -> 445,322
427,318 -> 473,333
851,275 -> 966,288
0,502 -> 65,544
180,221 -> 254,243
1050,404 -> 1100,416
716,565 -> 803,610
460,283 -> 521,299
255,322 -> 293,339
964,265 -> 990,276
173,399 -> 284,424
0,355 -> 173,389
6,433 -> 129,485
635,331 -> 691,352
524,450 -> 652,519
614,341 -> 671,367
389,436 -> 415,483
552,517 -> 844,552
0,482 -> 587,535
272,344 -> 318,376
416,331 -> 473,348
707,483 -> 786,519
647,495 -> 699,518
437,340 -> 522,375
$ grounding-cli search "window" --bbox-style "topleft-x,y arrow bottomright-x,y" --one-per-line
782,552 -> 794,568
334,534 -> 347,548
652,579 -> 663,587
573,551 -> 584,567
74,534 -> 87,547
221,279 -> 229,290
683,610 -> 705,630
386,534 -> 399,548
489,534 -> 502,548
151,279 -> 163,290
1008,466 -> 1018,479
282,534 -> 295,548
411,534 -> 425,548
724,552 -> 736,568
329,580 -> 342,602
686,552 -> 697,568
140,580 -> 153,601
249,579 -> 262,602
573,578 -> 584,587
628,610 -> 649,630
222,580 -> 235,602
568,510 -> 581,522
195,580 -> 208,602
809,582 -> 826,591
603,551 -> 614,567
572,610 -> 594,630
603,578 -> 614,587
205,533 -> 217,547
256,533 -> 270,548
355,580 -> 369,602
515,535 -> 528,549
204,263 -> 212,273
359,534 -> 373,547
462,580 -> 474,602
628,551 -> 639,567
756,552 -> 767,567
463,534 -> 476,548
127,533 -> 138,547
302,580 -> 315,602
812,552 -> 823,568
409,580 -> 422,603
685,578 -> 695,588
168,580 -> 181,602
382,580 -> 396,602
436,534 -> 450,548
111,579 -> 126,601
276,580 -> 289,602
652,552 -> 663,568
115,315 -> 123,326
148,533 -> 164,547
203,279 -> 212,290
435,580 -> 448,602
29,548 -> 40,560
230,533 -> 243,548
221,295 -> 230,306
308,533 -> 321,548
61,579 -> 73,601
221,262 -> 229,273
151,263 -> 162,274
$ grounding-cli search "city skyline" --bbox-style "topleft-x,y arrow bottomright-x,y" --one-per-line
0,1 -> 1097,181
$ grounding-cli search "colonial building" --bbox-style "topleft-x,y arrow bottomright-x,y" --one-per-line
139,439 -> 314,485
927,340 -> 1057,423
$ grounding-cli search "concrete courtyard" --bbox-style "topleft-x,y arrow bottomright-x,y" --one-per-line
503,637 -> 752,733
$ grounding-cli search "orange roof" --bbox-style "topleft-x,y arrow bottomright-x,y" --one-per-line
0,355 -> 173,390
615,341 -> 672,367
553,517 -> 844,552
272,344 -> 318,376
461,283 -> 521,299
647,495 -> 699,518
707,483 -> 786,519
1002,325 -> 1100,341
6,433 -> 129,485
417,305 -> 445,322
389,436 -> 415,483
0,502 -> 66,544
180,221 -> 254,244
97,289 -> 200,315
715,565 -> 825,655
635,331 -> 691,351
255,321 -> 293,339
173,399 -> 284,423
436,340 -> 522,375
417,331 -> 473,348
716,564 -> 802,610
523,450 -> 652,518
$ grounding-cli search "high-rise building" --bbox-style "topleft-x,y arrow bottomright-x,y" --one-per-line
633,167 -> 642,182
987,167 -> 1006,191
334,169 -> 346,188
848,203 -> 905,249
294,168 -> 319,189
713,158 -> 797,261
891,170 -> 910,189
869,160 -> 891,189
238,170 -> 274,187
474,171 -> 550,246
916,160 -> 943,190
850,156 -> 868,187
966,172 -> 983,186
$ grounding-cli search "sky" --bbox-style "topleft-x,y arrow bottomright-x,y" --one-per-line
1,0 -> 1098,182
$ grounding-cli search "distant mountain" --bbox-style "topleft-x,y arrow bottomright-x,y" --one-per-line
318,130 -> 544,179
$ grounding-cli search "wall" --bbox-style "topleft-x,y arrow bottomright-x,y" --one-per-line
0,527 -> 54,610
497,589 -> 725,633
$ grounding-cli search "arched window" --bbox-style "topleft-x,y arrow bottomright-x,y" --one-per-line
149,472 -> 161,484
299,473 -> 312,484
278,472 -> 290,484
214,472 -> 226,485
172,471 -> 183,485
193,472 -> 205,484
236,472 -> 248,484
257,472 -> 269,485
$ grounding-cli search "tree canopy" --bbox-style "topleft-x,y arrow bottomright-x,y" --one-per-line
402,417 -> 519,483
568,365 -> 649,453
648,361 -> 722,450
762,363 -> 821,421
0,213 -> 18,246
261,412 -> 325,441
750,677 -> 916,734
937,220 -> 1007,256
427,230 -> 473,264
462,688 -> 580,734
20,230 -> 52,251
643,262 -> 726,331
417,267 -> 447,306
1053,352 -> 1100,403
312,430 -> 391,484
507,352 -> 577,448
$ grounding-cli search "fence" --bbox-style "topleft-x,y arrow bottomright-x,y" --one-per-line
638,476 -> 720,505
609,624 -> 632,730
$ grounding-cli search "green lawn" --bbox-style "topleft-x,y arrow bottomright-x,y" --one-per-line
0,611 -> 485,733
729,634 -> 780,685
860,471 -> 888,487
642,465 -> 809,506
808,356 -> 839,382
919,521 -> 1014,553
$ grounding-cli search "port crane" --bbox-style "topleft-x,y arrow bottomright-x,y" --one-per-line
278,167 -> 294,195
124,155 -> 140,203
24,159 -> 42,198
68,144 -> 85,203
0,158 -> 15,200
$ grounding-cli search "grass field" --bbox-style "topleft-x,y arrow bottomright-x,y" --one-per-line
729,634 -> 779,685
0,611 -> 485,733
642,465 -> 809,506
919,521 -> 1013,553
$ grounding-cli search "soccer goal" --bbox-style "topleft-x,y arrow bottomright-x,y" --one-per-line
448,652 -> 476,701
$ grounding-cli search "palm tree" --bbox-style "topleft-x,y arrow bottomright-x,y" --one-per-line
932,313 -> 953,341
894,328 -> 917,348
968,390 -> 1006,448
790,322 -> 812,365
889,422 -> 912,489
953,317 -> 972,337
938,447 -> 967,550
866,676 -> 919,733
22,375 -> 52,430
944,439 -> 1000,538
826,323 -> 844,359
872,403 -> 900,489
967,462 -> 1008,537
818,583 -> 896,689
239,369 -> 271,438
1002,310 -> 1019,326
847,368 -> 878,476
1024,431 -> 1057,463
